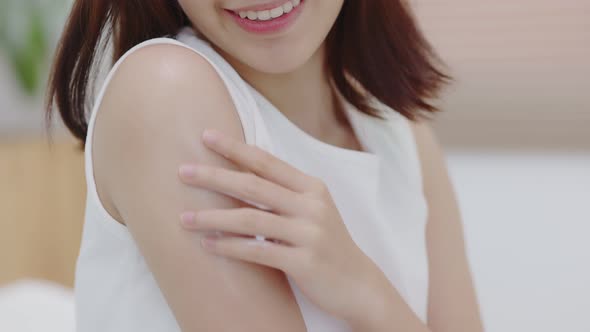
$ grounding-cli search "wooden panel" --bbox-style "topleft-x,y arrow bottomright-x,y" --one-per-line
0,137 -> 85,288
411,0 -> 590,149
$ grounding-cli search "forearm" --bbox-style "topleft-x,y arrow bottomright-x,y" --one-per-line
347,275 -> 431,332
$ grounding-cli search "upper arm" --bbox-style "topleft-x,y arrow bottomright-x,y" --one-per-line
92,44 -> 306,331
409,120 -> 484,332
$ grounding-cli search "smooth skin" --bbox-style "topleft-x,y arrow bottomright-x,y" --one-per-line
175,126 -> 484,331
176,128 -> 412,328
92,0 -> 483,331
93,44 -> 483,331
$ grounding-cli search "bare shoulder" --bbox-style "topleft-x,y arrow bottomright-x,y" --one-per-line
407,119 -> 443,174
407,118 -> 460,228
407,118 -> 451,197
407,118 -> 459,228
89,42 -> 305,330
92,42 -> 244,221
97,42 -> 243,145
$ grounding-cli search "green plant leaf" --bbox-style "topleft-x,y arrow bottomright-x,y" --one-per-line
11,46 -> 39,94
7,5 -> 48,96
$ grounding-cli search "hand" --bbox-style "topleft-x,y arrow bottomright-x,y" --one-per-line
177,129 -> 391,326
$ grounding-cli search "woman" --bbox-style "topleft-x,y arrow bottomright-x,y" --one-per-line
46,1 -> 483,331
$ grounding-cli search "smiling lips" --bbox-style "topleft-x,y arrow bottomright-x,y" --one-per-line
233,0 -> 302,21
226,0 -> 304,34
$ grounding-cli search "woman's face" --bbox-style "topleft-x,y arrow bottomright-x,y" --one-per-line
178,0 -> 344,74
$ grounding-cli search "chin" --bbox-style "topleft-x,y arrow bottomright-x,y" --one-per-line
231,33 -> 323,75
246,51 -> 312,75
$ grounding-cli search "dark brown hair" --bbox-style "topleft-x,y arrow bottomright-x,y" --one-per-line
45,0 -> 451,147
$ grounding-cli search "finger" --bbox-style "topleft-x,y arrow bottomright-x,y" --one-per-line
201,129 -> 313,193
201,235 -> 297,272
180,208 -> 306,245
178,164 -> 304,216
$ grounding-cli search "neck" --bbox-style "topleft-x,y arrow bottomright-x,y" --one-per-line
224,45 -> 342,135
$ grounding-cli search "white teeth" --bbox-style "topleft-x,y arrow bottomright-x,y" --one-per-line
236,0 -> 301,21
283,1 -> 293,13
257,10 -> 271,20
270,6 -> 284,18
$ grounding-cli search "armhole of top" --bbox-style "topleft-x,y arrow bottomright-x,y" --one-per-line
84,36 -> 257,239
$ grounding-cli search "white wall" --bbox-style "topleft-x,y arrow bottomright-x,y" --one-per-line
0,53 -> 68,139
447,150 -> 590,332
413,0 -> 590,149
0,54 -> 43,135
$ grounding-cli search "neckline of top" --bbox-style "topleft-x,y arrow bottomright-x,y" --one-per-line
244,83 -> 382,165
175,26 -> 382,165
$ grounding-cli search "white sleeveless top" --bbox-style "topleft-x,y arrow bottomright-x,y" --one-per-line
76,26 -> 429,331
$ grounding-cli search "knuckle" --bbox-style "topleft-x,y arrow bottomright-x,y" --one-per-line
242,216 -> 256,231
253,151 -> 274,173
308,177 -> 328,195
242,211 -> 260,230
241,208 -> 258,220
242,174 -> 261,197
249,242 -> 268,261
306,200 -> 327,220
227,140 -> 239,155
198,166 -> 215,179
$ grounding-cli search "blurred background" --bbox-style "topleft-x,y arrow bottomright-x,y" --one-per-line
0,0 -> 588,331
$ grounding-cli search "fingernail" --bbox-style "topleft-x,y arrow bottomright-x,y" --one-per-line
202,129 -> 219,145
180,212 -> 196,226
179,165 -> 197,178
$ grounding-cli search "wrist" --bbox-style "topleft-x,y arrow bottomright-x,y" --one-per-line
345,264 -> 396,331
345,275 -> 430,332
346,303 -> 390,332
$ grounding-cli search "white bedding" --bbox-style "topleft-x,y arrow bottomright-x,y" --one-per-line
0,279 -> 74,332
